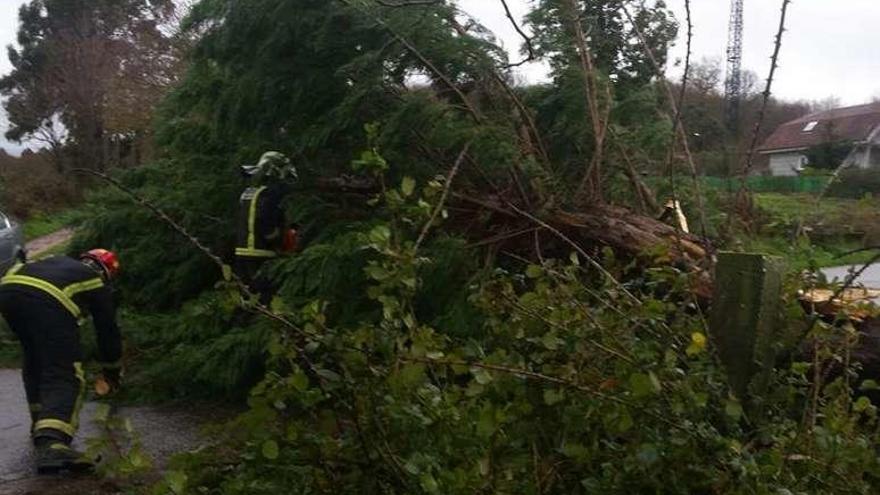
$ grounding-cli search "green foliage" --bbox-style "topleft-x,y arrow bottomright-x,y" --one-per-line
827,168 -> 880,199
805,140 -> 855,170
86,403 -> 155,481
0,152 -> 79,219
117,297 -> 271,402
64,1 -> 880,493
162,171 -> 880,494
23,207 -> 80,240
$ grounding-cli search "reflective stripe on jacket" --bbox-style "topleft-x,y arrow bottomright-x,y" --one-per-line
1,262 -> 103,320
235,186 -> 280,258
0,255 -> 123,367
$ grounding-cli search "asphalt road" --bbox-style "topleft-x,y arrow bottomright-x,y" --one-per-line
0,369 -> 210,494
823,264 -> 880,288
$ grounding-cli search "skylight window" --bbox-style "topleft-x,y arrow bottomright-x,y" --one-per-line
803,121 -> 819,132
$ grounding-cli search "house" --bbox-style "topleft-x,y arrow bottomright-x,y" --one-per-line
758,102 -> 880,176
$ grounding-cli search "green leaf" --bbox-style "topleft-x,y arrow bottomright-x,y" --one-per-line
129,451 -> 151,469
476,407 -> 497,437
368,225 -> 391,244
861,380 -> 880,391
365,264 -> 390,281
398,363 -> 425,386
221,264 -> 232,282
401,176 -> 416,197
544,388 -> 565,405
471,367 -> 493,385
561,443 -> 589,460
629,372 -> 661,398
525,264 -> 543,278
262,440 -> 279,460
165,470 -> 188,494
725,399 -> 743,420
291,371 -> 309,392
615,411 -> 634,433
420,472 -> 439,493
854,396 -> 873,412
316,369 -> 342,382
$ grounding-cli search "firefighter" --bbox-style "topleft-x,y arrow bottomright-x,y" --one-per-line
0,249 -> 122,474
234,151 -> 298,300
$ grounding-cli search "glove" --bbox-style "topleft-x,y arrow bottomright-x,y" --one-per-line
94,367 -> 123,397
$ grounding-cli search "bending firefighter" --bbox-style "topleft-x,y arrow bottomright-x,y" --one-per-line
235,151 -> 298,300
0,249 -> 122,474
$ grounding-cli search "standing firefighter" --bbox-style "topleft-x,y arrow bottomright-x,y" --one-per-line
235,151 -> 298,300
0,249 -> 122,474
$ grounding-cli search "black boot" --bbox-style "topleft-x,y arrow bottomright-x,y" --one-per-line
36,442 -> 95,474
34,432 -> 95,475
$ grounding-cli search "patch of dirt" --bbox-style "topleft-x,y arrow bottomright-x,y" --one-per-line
25,228 -> 74,259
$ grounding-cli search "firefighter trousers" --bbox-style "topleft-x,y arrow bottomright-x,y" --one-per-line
0,290 -> 85,444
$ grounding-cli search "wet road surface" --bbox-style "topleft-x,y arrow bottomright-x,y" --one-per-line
823,264 -> 880,289
0,369 -> 210,494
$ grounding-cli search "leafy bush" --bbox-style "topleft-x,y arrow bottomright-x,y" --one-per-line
155,178 -> 880,494
0,151 -> 78,219
826,168 -> 880,199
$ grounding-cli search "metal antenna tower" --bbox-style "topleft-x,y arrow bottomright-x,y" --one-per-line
724,0 -> 744,133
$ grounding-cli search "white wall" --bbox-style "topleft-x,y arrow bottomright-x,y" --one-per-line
767,153 -> 806,176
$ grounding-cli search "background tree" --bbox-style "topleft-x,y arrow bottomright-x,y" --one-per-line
0,0 -> 179,176
525,0 -> 678,201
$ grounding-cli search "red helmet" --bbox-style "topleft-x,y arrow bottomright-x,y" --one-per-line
81,249 -> 120,280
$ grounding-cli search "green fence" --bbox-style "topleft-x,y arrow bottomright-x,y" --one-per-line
702,176 -> 831,194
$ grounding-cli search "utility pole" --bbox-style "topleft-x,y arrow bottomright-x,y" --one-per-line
724,0 -> 744,134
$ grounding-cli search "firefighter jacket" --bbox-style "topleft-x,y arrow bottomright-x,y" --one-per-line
235,183 -> 290,259
0,256 -> 122,367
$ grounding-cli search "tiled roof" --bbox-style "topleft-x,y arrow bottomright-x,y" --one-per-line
759,102 -> 880,152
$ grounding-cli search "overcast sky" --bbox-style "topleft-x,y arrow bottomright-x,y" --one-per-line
0,0 -> 877,153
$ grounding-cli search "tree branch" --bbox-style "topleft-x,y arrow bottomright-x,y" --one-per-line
70,168 -> 327,382
617,1 -> 709,241
415,142 -> 471,251
498,0 -> 535,68
737,0 -> 792,209
343,0 -> 483,123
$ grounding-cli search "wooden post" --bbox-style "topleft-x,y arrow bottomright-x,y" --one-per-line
709,252 -> 785,400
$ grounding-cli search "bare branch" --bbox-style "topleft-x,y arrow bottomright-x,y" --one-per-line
505,202 -> 641,305
70,168 -> 329,382
563,0 -> 609,201
662,0 -> 693,228
737,0 -> 792,200
617,1 -> 709,241
415,142 -> 471,251
498,0 -> 535,68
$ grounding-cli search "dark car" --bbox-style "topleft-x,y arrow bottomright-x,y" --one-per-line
0,211 -> 25,272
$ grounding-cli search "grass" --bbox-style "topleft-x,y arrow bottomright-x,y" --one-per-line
23,208 -> 82,241
742,193 -> 880,271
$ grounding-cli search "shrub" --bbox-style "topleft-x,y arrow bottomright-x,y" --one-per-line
826,168 -> 880,199
0,151 -> 78,219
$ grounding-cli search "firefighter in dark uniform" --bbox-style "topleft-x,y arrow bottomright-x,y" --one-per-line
234,151 -> 298,300
0,249 -> 122,474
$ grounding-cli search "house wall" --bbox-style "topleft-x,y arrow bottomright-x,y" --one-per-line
767,153 -> 806,176
843,146 -> 869,169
